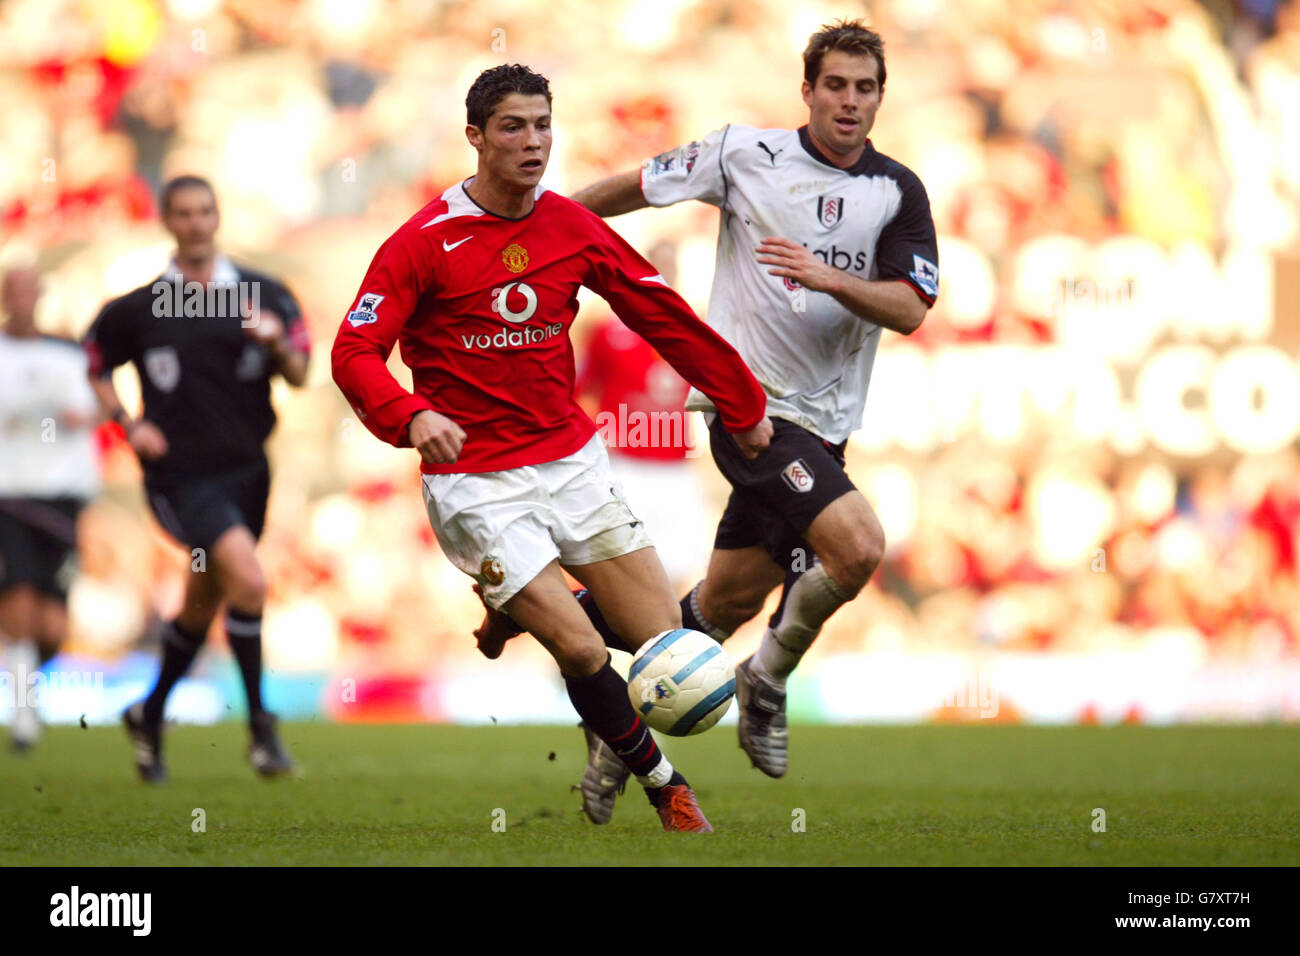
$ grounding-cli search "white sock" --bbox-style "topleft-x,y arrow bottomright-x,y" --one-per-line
635,752 -> 674,789
751,564 -> 850,686
8,639 -> 41,744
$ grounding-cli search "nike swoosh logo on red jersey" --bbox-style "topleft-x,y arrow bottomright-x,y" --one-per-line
638,274 -> 668,286
443,236 -> 473,251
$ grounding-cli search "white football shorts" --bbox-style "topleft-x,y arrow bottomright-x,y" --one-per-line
420,433 -> 654,609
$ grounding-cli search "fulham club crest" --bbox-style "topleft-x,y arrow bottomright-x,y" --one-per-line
816,196 -> 844,229
781,459 -> 815,493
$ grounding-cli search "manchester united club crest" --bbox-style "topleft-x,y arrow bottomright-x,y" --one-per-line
816,195 -> 844,230
480,556 -> 506,586
501,243 -> 529,273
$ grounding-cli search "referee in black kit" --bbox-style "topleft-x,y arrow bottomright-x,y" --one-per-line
84,175 -> 309,783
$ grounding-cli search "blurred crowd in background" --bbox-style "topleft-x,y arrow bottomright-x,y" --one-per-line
2,0 -> 1299,685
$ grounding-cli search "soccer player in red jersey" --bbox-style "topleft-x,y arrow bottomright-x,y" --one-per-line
332,64 -> 773,833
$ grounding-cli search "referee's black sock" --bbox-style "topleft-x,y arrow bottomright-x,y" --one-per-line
225,608 -> 265,717
564,655 -> 675,788
142,619 -> 206,724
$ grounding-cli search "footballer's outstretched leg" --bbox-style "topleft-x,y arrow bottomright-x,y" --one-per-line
473,582 -> 668,823
472,583 -> 641,823
471,585 -> 631,660
738,491 -> 882,776
506,560 -> 712,833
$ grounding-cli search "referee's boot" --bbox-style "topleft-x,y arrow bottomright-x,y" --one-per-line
123,702 -> 168,784
735,656 -> 789,778
248,710 -> 294,778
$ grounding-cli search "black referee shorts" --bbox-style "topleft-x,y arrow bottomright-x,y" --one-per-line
0,497 -> 84,600
144,457 -> 270,553
706,414 -> 857,568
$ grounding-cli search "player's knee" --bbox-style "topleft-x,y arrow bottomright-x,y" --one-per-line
225,564 -> 267,611
555,634 -> 608,678
827,528 -> 884,595
708,586 -> 767,630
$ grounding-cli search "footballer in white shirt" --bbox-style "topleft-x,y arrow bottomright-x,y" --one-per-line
563,19 -> 940,798
0,266 -> 100,751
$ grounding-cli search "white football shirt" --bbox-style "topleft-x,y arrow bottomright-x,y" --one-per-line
640,125 -> 939,443
0,333 -> 100,499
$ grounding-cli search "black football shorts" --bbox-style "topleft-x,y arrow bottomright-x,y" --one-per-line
0,497 -> 84,600
144,456 -> 270,552
706,414 -> 857,566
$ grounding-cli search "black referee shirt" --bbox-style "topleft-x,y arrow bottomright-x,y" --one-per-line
84,257 -> 309,481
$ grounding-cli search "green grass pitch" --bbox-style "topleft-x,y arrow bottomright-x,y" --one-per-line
2,724 -> 1298,865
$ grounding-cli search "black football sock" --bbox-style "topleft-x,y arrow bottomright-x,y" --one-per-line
645,770 -> 689,806
142,619 -> 206,723
680,581 -> 731,643
564,655 -> 674,787
225,608 -> 265,717
37,642 -> 58,668
573,589 -> 635,653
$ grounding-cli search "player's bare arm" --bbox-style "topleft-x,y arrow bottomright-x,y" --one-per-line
243,310 -> 309,386
88,375 -> 168,460
407,408 -> 466,466
570,169 -> 647,218
755,236 -> 926,334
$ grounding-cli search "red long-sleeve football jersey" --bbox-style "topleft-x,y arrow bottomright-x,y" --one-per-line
332,182 -> 767,475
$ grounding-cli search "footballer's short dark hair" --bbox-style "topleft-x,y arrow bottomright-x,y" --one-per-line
803,19 -> 886,91
465,64 -> 552,130
159,174 -> 216,214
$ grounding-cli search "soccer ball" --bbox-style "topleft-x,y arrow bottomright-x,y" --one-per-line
626,629 -> 735,736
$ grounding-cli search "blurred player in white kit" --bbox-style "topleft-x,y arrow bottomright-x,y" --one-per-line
0,265 -> 100,751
